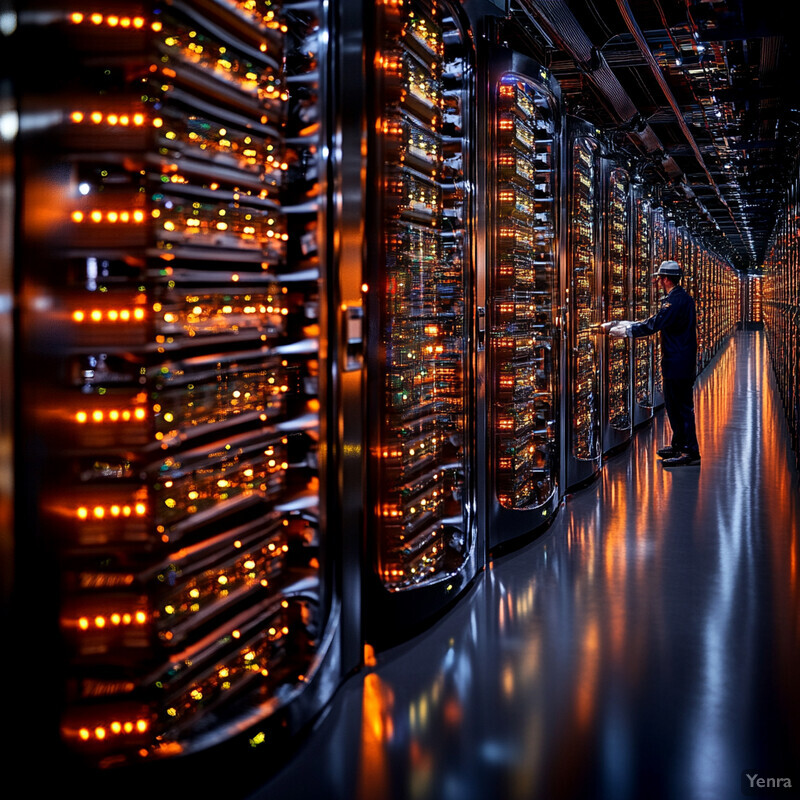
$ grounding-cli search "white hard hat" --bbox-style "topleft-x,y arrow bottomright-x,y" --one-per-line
653,260 -> 683,278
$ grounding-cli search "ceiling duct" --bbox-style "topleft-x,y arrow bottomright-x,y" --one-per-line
615,0 -> 751,261
518,0 -> 682,179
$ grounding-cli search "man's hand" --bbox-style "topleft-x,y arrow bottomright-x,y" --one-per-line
609,322 -> 632,338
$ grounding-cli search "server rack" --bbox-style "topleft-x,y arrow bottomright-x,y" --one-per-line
561,118 -> 602,491
708,246 -> 717,363
792,186 -> 798,456
364,0 -> 480,640
742,274 -> 763,329
788,182 -> 799,459
630,186 -> 654,425
696,243 -> 708,370
650,205 -> 667,407
13,0 -> 351,774
726,258 -> 741,336
676,225 -> 690,313
687,233 -> 705,375
599,160 -> 632,452
685,231 -> 701,374
484,46 -> 561,550
681,230 -> 695,372
689,237 -> 738,370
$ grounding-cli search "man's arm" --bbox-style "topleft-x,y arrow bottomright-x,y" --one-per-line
616,299 -> 681,339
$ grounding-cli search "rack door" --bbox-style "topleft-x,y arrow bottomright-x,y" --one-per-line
631,190 -> 655,424
562,122 -> 602,491
650,206 -> 667,407
697,246 -> 709,371
601,165 -> 632,453
366,0 -> 478,639
486,58 -> 560,550
14,0 -> 345,772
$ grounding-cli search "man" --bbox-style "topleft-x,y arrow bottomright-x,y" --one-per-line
602,260 -> 700,468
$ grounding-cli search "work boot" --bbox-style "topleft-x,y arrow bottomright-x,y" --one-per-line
657,446 -> 679,458
662,452 -> 701,468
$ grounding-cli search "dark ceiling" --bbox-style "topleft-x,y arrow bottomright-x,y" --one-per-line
512,0 -> 800,271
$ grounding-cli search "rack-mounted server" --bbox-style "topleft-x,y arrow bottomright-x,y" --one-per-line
485,49 -> 560,549
14,0 -> 346,770
631,187 -> 655,424
562,118 -> 603,491
600,162 -> 632,453
365,0 -> 480,636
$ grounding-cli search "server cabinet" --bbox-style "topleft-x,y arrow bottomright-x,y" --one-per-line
631,187 -> 654,425
697,245 -> 710,370
561,118 -> 602,491
683,232 -> 701,376
600,161 -> 632,453
365,0 -> 479,639
762,189 -> 796,459
484,49 -> 560,550
650,205 -> 667,408
13,0 -> 349,773
742,274 -> 763,328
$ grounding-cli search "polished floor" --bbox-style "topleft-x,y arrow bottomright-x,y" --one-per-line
252,330 -> 800,800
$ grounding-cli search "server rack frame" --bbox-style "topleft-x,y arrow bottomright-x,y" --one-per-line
649,202 -> 667,409
362,0 -> 482,645
10,0 -> 352,783
630,183 -> 655,427
333,0 -> 369,686
599,158 -> 633,454
560,117 -> 603,493
481,40 -> 562,552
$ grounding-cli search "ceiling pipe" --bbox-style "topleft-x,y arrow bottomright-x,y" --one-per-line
614,0 -> 749,258
519,0 -> 682,179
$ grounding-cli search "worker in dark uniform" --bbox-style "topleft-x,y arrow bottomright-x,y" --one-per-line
602,260 -> 701,468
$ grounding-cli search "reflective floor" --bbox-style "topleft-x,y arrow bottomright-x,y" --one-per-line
251,331 -> 800,800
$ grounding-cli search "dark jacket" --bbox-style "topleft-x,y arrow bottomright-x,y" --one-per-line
630,285 -> 697,380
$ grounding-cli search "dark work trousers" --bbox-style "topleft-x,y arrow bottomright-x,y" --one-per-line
662,377 -> 699,455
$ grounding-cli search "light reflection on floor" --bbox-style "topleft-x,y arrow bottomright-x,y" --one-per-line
251,332 -> 800,800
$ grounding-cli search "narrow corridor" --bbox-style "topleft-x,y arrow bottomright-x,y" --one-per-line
251,330 -> 800,800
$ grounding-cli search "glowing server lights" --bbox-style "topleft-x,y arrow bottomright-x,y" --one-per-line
19,0 -> 329,766
567,131 -> 602,473
603,168 -> 632,443
492,75 -> 558,511
632,194 -> 655,420
374,0 -> 472,590
68,12 -> 149,29
762,182 -> 799,465
651,206 -> 668,401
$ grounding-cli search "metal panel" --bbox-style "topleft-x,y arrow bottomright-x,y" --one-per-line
631,188 -> 655,424
485,49 -> 560,550
14,0 -> 344,768
601,163 -> 632,453
562,118 -> 602,491
365,0 -> 479,640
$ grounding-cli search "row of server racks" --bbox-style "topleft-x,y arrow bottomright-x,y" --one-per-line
741,275 -> 763,329
1,0 -> 740,783
762,166 -> 800,468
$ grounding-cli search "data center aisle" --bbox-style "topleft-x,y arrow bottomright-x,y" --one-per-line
251,330 -> 800,800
